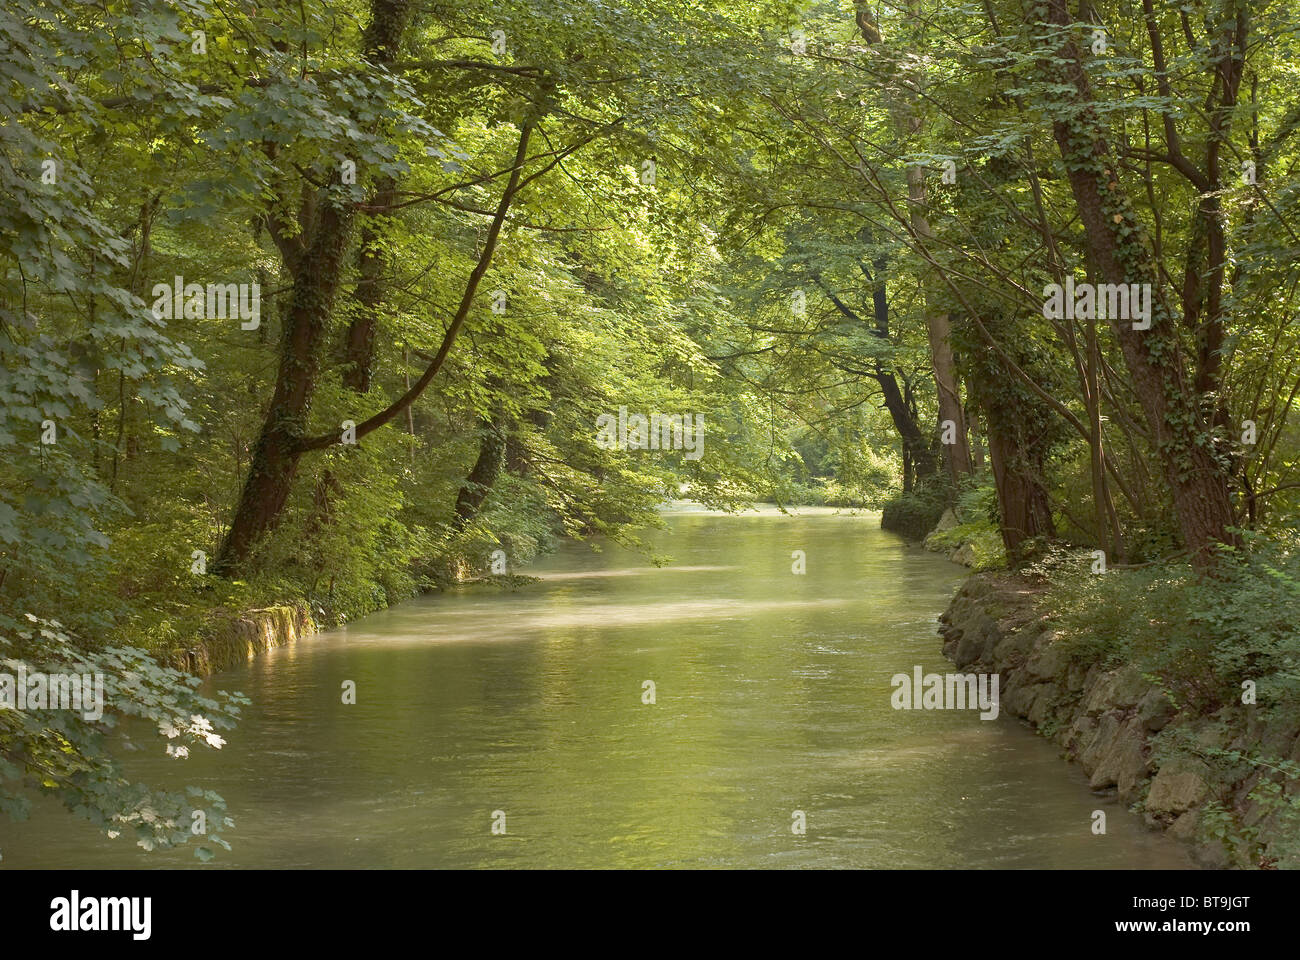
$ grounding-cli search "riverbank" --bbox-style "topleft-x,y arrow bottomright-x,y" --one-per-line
157,551 -> 498,675
939,571 -> 1300,869
168,602 -> 317,675
880,482 -> 1005,570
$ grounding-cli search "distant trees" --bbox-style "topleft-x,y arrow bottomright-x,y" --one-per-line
732,0 -> 1300,563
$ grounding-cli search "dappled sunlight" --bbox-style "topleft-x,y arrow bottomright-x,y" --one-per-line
329,595 -> 860,651
530,564 -> 736,581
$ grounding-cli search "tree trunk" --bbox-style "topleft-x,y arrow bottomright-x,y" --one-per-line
969,409 -> 985,472
987,424 -> 1056,562
906,156 -> 972,486
213,0 -> 414,575
1085,311 -> 1124,561
214,199 -> 356,574
852,6 -> 971,486
452,408 -> 508,530
1032,0 -> 1237,563
867,254 -> 938,481
878,370 -> 936,482
341,171 -> 398,392
822,251 -> 938,482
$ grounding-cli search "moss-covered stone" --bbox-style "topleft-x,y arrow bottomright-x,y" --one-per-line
170,603 -> 316,676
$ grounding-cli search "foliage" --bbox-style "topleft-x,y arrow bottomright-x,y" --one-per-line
0,616 -> 246,862
880,480 -> 949,541
1038,535 -> 1300,714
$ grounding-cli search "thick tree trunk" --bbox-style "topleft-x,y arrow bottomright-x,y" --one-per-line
214,199 -> 356,574
1032,0 -> 1237,562
213,0 -> 413,575
452,408 -> 508,530
987,424 -> 1056,562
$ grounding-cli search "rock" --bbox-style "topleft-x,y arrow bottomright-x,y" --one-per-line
1001,676 -> 1037,718
950,542 -> 976,566
1137,688 -> 1175,732
1191,840 -> 1232,870
1240,793 -> 1268,829
950,615 -> 997,667
178,603 -> 316,676
1082,673 -> 1113,715
1110,666 -> 1149,709
1146,764 -> 1210,817
924,510 -> 960,551
932,571 -> 1300,862
1064,714 -> 1098,757
1228,708 -> 1269,753
1168,809 -> 1200,841
1081,663 -> 1102,694
1081,713 -> 1121,773
992,624 -> 1037,665
1064,662 -> 1088,694
1087,717 -> 1149,800
1082,665 -> 1147,714
933,508 -> 959,533
1027,682 -> 1062,726
1260,716 -> 1300,759
1022,640 -> 1068,683
1192,719 -> 1231,753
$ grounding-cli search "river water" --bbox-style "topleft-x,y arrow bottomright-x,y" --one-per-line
1,506 -> 1191,868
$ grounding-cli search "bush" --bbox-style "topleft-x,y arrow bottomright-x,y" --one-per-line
0,615 -> 247,862
1036,534 -> 1300,713
922,475 -> 1006,569
880,480 -> 949,540
926,521 -> 1007,570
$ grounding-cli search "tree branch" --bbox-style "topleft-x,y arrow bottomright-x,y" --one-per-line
294,118 -> 536,453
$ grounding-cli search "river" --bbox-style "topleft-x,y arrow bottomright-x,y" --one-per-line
0,505 -> 1192,868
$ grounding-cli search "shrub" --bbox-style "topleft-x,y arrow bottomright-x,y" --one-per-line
0,615 -> 246,862
880,480 -> 949,540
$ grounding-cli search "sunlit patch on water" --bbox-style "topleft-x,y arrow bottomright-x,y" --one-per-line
532,564 -> 736,580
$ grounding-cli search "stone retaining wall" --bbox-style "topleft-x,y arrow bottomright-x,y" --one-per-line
940,573 -> 1300,868
170,603 -> 316,677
